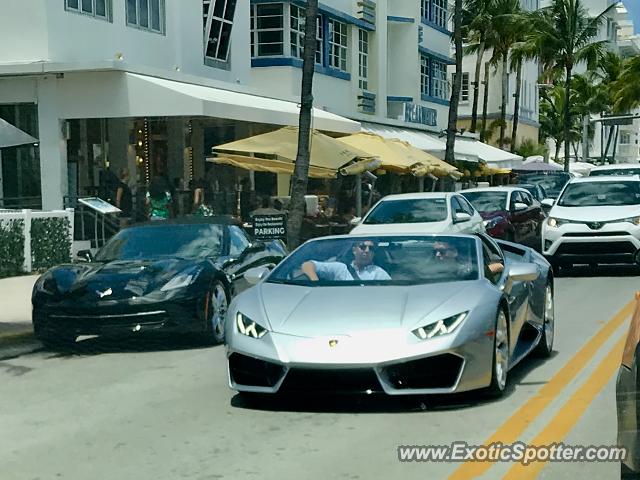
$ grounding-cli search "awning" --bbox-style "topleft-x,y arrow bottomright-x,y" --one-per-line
212,154 -> 336,178
361,122 -> 480,163
209,126 -> 379,176
0,118 -> 38,149
454,137 -> 523,169
55,71 -> 361,133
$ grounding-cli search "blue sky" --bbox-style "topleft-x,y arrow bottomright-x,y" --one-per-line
622,0 -> 640,33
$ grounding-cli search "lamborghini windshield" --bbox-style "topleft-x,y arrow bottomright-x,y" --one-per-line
267,235 -> 480,286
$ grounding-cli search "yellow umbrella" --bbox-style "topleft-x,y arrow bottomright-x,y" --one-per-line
385,138 -> 461,178
213,126 -> 377,172
336,132 -> 420,173
212,154 -> 336,179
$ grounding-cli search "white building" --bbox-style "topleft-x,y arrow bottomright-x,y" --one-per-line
456,0 -> 541,150
0,0 -> 460,213
0,0 -> 359,213
248,0 -> 453,133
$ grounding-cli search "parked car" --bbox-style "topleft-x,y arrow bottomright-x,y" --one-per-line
617,292 -> 640,479
590,163 -> 640,177
460,187 -> 545,250
226,233 -> 554,397
541,176 -> 640,269
516,172 -> 572,200
349,192 -> 485,235
516,183 -> 549,203
32,217 -> 287,348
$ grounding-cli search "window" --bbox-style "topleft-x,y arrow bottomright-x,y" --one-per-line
328,19 -> 348,72
203,0 -> 237,61
421,55 -> 430,96
620,132 -> 632,145
290,5 -> 323,64
229,226 -> 251,256
432,59 -> 448,99
251,4 -> 284,57
461,72 -> 469,102
358,29 -> 369,90
126,0 -> 164,33
65,0 -> 111,21
421,0 -> 448,28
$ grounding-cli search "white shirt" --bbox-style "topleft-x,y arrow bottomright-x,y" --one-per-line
311,261 -> 391,281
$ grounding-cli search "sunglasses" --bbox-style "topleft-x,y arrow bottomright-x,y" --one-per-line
356,243 -> 375,251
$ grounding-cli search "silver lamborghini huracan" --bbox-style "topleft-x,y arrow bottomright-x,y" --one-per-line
225,233 -> 554,397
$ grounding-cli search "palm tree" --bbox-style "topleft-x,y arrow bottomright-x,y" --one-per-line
488,0 -> 523,149
446,0 -> 464,164
287,0 -> 318,248
614,55 -> 640,112
539,85 -> 578,161
522,0 -> 615,171
463,0 -> 496,133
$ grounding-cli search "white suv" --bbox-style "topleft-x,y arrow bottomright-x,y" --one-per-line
350,192 -> 485,235
542,176 -> 640,268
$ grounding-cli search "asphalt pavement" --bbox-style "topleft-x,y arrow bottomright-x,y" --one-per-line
0,266 -> 637,479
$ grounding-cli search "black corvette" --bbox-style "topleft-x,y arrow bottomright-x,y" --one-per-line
32,217 -> 287,348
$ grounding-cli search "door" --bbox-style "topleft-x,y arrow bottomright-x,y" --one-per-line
225,225 -> 278,294
509,191 -> 530,244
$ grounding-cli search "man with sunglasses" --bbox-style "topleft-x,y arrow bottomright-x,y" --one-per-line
301,239 -> 391,281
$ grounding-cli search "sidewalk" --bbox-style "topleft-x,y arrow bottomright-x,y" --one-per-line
0,274 -> 39,342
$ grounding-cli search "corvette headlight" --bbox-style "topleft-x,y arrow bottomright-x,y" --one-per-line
621,216 -> 640,226
236,312 -> 268,339
160,266 -> 203,292
412,312 -> 468,340
547,217 -> 569,228
35,274 -> 57,295
483,217 -> 504,230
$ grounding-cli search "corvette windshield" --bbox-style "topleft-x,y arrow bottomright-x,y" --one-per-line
363,198 -> 448,224
557,181 -> 640,207
95,224 -> 224,261
461,192 -> 508,212
267,236 -> 479,286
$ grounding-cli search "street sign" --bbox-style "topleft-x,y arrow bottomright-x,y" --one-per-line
252,214 -> 287,241
78,197 -> 121,214
601,114 -> 634,126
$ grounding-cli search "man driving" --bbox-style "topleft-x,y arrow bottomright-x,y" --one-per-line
301,239 -> 391,281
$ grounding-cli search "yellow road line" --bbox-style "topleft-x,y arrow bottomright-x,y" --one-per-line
503,335 -> 626,479
448,298 -> 635,480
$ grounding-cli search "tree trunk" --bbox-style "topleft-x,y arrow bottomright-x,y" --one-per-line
470,37 -> 485,133
445,0 -> 463,164
499,52 -> 509,149
604,125 -> 614,162
554,141 -> 561,162
563,66 -> 572,172
510,61 -> 522,153
572,141 -> 579,160
287,0 -> 318,249
612,125 -> 620,163
481,62 -> 491,142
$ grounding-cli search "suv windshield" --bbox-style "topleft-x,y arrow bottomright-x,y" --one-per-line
95,224 -> 225,261
590,168 -> 640,176
267,235 -> 479,286
364,198 -> 448,224
461,192 -> 508,213
557,181 -> 640,207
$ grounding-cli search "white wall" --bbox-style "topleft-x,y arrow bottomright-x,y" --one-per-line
0,0 -> 49,63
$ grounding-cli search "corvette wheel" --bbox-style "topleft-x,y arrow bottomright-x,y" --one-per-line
487,308 -> 509,396
534,284 -> 554,357
205,281 -> 228,344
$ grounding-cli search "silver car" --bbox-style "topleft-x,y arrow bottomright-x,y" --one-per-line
225,233 -> 554,397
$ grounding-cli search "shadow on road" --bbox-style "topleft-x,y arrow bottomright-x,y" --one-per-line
557,264 -> 640,278
230,351 -> 558,414
41,334 -> 221,358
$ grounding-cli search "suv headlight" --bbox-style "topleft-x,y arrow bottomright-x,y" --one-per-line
236,312 -> 268,339
547,217 -> 569,228
160,266 -> 203,292
621,216 -> 640,226
412,312 -> 468,340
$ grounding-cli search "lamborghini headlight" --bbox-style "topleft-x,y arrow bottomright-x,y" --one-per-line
412,312 -> 468,340
546,217 -> 569,228
160,266 -> 203,292
236,312 -> 268,339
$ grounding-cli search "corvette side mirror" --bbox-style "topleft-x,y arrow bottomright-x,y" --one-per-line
76,249 -> 93,263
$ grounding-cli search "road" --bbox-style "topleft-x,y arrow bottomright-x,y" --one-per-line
1,266 -> 638,480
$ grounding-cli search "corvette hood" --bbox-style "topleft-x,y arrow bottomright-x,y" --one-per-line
42,258 -> 203,300
258,282 -> 478,337
549,205 -> 640,222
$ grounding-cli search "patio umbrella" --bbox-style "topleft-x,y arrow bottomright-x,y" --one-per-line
0,118 -> 38,149
210,126 -> 378,175
513,160 -> 563,172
